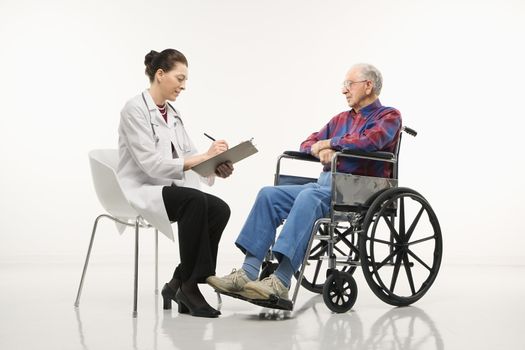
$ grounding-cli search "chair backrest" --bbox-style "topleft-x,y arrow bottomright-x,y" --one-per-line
88,149 -> 138,219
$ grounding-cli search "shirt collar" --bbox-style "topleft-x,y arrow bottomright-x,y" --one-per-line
143,89 -> 178,126
142,89 -> 158,112
352,98 -> 382,118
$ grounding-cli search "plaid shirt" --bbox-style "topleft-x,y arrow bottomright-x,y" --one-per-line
300,99 -> 402,178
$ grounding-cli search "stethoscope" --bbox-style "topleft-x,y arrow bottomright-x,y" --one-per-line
142,92 -> 192,153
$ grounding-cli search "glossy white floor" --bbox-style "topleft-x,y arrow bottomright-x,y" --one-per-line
1,258 -> 523,350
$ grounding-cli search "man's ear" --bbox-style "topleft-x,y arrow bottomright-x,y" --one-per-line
366,80 -> 374,95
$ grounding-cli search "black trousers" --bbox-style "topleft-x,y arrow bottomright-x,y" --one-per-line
162,185 -> 230,283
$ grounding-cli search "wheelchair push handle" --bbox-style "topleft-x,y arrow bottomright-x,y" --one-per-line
403,126 -> 417,137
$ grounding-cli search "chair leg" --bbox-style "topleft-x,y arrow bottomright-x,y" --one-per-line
74,215 -> 104,307
155,229 -> 159,295
133,218 -> 139,318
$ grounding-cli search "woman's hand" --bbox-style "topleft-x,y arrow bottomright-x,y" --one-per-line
183,140 -> 229,171
207,140 -> 229,158
215,161 -> 234,178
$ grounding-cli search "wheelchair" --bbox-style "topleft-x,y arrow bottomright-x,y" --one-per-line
222,126 -> 443,313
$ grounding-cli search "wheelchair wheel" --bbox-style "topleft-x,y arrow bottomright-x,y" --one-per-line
359,187 -> 442,306
322,271 -> 358,313
295,223 -> 359,294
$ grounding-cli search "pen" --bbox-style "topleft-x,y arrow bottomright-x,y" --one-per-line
204,133 -> 216,141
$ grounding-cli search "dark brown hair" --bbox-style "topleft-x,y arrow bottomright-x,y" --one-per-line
144,49 -> 188,82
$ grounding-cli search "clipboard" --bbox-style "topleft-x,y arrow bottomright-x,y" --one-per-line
192,139 -> 258,177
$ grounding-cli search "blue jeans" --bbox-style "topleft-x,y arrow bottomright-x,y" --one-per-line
235,172 -> 331,271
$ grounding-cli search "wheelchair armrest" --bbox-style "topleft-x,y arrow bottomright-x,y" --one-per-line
274,151 -> 320,185
340,149 -> 396,162
282,151 -> 319,163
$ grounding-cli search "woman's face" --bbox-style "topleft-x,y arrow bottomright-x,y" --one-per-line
157,63 -> 188,101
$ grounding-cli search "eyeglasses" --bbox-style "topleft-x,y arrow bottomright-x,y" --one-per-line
342,80 -> 368,89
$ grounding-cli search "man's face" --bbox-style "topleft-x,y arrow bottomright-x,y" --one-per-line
341,68 -> 372,109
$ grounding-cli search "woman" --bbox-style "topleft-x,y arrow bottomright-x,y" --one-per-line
117,48 -> 233,318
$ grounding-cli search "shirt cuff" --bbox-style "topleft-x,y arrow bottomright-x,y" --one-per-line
330,136 -> 342,150
204,174 -> 215,186
170,158 -> 185,180
302,146 -> 312,154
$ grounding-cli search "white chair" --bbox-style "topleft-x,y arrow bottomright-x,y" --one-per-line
74,149 -> 159,318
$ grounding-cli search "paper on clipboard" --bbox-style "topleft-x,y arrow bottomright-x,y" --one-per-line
192,139 -> 258,177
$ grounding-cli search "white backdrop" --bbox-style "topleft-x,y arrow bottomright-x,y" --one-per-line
1,0 -> 524,267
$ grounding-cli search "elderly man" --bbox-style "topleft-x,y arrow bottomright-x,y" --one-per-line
207,63 -> 402,301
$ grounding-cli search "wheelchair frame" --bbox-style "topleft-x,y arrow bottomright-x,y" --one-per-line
271,126 -> 442,313
219,126 -> 442,313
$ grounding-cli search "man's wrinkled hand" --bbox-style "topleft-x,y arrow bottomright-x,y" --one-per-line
311,139 -> 331,158
319,149 -> 336,166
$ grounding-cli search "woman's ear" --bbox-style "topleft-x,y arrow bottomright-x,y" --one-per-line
155,69 -> 164,84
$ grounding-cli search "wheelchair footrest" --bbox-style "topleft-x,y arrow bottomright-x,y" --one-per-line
217,290 -> 294,311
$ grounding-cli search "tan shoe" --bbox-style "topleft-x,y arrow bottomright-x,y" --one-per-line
243,274 -> 290,300
235,287 -> 267,300
206,268 -> 252,293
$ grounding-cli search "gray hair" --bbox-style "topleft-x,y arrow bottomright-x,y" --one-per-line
352,63 -> 383,95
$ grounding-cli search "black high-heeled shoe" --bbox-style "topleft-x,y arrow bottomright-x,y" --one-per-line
175,289 -> 221,318
161,283 -> 178,310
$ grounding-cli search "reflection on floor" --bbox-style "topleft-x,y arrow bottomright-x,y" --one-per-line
0,261 -> 523,349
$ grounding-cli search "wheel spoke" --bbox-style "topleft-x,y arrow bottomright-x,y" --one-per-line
399,197 -> 406,237
407,235 -> 435,246
406,205 -> 425,241
381,215 -> 402,242
390,252 -> 403,292
369,237 -> 396,246
374,248 -> 400,271
406,249 -> 432,271
402,253 -> 417,295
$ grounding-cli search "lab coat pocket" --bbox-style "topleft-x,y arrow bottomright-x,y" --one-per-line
152,124 -> 173,159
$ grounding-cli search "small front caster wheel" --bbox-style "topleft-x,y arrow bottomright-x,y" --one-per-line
322,271 -> 358,313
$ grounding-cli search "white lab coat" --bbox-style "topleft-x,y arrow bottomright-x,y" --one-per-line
117,90 -> 214,240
